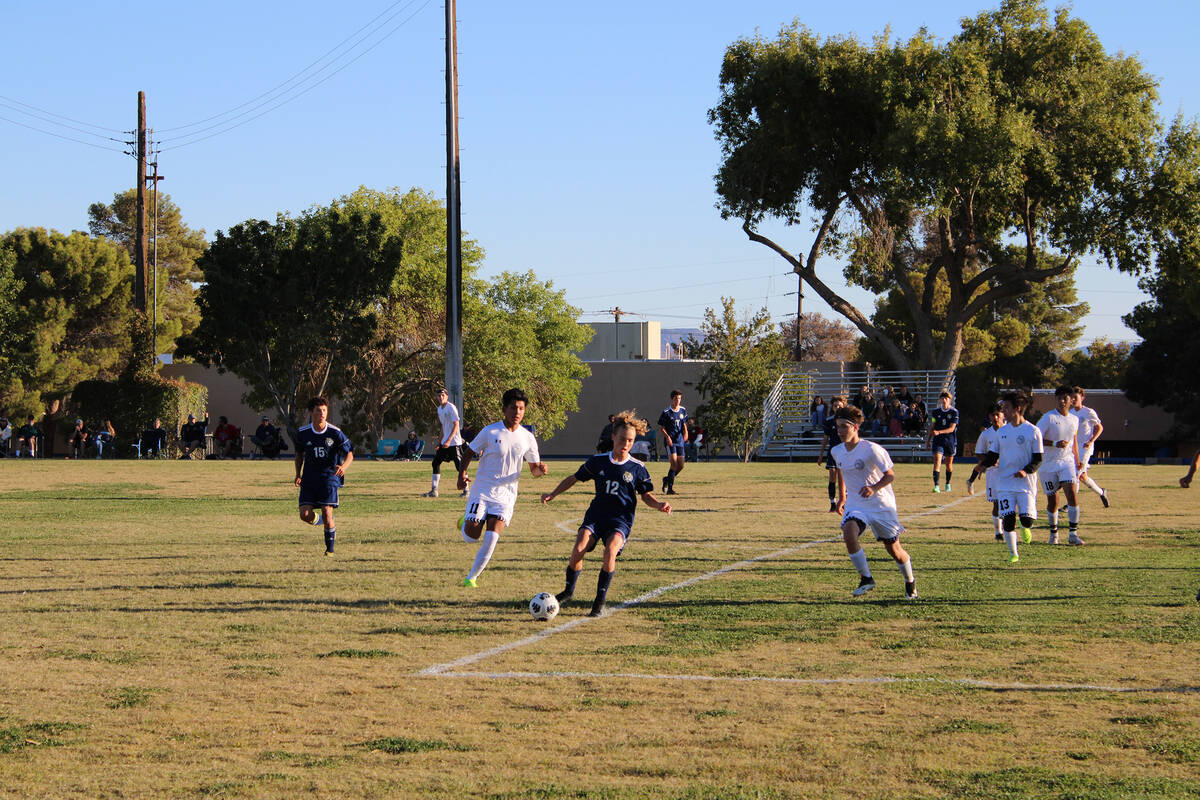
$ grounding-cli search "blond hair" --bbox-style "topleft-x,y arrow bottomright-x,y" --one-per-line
611,409 -> 649,436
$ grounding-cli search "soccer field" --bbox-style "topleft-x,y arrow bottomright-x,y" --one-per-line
1,459 -> 1198,799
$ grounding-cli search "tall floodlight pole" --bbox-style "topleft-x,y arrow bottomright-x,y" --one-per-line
444,0 -> 464,415
135,92 -> 148,315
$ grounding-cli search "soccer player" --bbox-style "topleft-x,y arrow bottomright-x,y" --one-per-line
294,396 -> 354,556
423,388 -> 468,498
831,405 -> 918,600
927,391 -> 959,493
1038,387 -> 1083,546
978,391 -> 1043,563
1180,451 -> 1200,489
816,396 -> 847,513
658,390 -> 689,495
1070,387 -> 1110,507
541,411 -> 671,617
456,388 -> 548,587
966,404 -> 1006,540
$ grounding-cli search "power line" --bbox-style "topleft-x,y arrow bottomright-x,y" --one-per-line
0,93 -> 125,134
0,113 -> 125,153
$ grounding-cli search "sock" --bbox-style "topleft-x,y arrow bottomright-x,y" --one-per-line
667,469 -> 677,487
593,569 -> 614,609
324,527 -> 335,553
1067,505 -> 1079,535
827,481 -> 837,501
897,558 -> 914,582
431,473 -> 441,491
1048,510 -> 1059,535
467,530 -> 499,580
561,567 -> 581,598
933,470 -> 940,487
945,468 -> 952,486
993,515 -> 1002,536
1081,475 -> 1103,494
1004,529 -> 1018,556
849,549 -> 871,578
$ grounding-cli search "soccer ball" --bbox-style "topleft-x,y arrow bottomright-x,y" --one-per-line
529,592 -> 560,621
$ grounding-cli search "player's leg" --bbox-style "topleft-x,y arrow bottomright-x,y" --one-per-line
452,446 -> 469,497
842,517 -> 875,596
299,503 -> 321,526
931,450 -> 943,492
464,509 -> 508,585
881,536 -> 917,599
826,466 -> 839,512
589,531 -> 626,617
999,494 -> 1019,562
1063,482 -> 1083,545
991,499 -> 1002,540
1017,491 -> 1037,547
425,448 -> 447,496
558,527 -> 594,603
944,453 -> 954,492
1078,448 -> 1109,506
321,505 -> 336,555
1046,483 -> 1060,544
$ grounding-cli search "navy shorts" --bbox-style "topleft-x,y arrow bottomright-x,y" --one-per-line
299,481 -> 339,508
666,442 -> 685,458
930,435 -> 957,457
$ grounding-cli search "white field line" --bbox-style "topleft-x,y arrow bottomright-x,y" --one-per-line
418,494 -> 978,677
431,670 -> 1200,695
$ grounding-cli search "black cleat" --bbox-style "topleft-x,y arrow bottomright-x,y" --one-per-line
904,581 -> 918,600
852,575 -> 876,597
1100,489 -> 1110,509
587,601 -> 605,618
666,488 -> 677,495
555,590 -> 573,604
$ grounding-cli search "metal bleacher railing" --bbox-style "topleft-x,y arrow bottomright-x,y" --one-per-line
759,366 -> 956,461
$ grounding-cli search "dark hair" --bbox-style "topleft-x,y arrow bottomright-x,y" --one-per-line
670,389 -> 682,399
834,405 -> 865,426
1072,386 -> 1086,398
501,388 -> 528,408
987,404 -> 1003,416
939,391 -> 951,400
307,396 -> 329,411
1000,391 -> 1028,411
830,395 -> 845,405
1054,386 -> 1073,398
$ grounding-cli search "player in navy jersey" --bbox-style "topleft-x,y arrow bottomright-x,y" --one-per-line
542,410 -> 671,617
926,391 -> 959,492
294,396 -> 354,556
816,396 -> 847,512
658,390 -> 689,495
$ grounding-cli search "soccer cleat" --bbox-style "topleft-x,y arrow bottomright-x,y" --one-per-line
461,577 -> 477,588
555,590 -> 573,604
324,550 -> 334,558
1100,489 -> 1110,509
944,483 -> 952,493
1007,553 -> 1020,564
851,575 -> 876,597
995,532 -> 1003,541
666,488 -> 678,495
460,489 -> 469,498
421,489 -> 439,498
1049,533 -> 1059,545
1020,527 -> 1032,545
587,601 -> 605,617
456,514 -> 467,533
661,478 -> 668,493
1068,535 -> 1085,547
932,486 -> 941,493
829,501 -> 840,514
904,582 -> 918,600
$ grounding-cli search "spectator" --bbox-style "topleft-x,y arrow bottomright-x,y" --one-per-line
213,416 -> 241,459
896,385 -> 915,406
630,428 -> 653,461
596,414 -> 616,453
810,395 -> 826,430
0,413 -> 11,457
871,404 -> 890,437
140,418 -> 167,458
67,418 -> 88,459
93,419 -> 116,458
686,418 -> 705,460
887,400 -> 904,437
16,415 -> 41,458
903,400 -> 925,435
179,413 -> 209,459
394,431 -> 421,460
853,385 -> 876,419
251,416 -> 284,459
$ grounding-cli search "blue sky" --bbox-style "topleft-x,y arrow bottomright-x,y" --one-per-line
3,1 -> 1196,346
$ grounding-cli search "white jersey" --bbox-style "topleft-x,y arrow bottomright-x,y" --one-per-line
1070,405 -> 1101,447
987,421 -> 1043,495
1036,409 -> 1078,468
467,421 -> 541,505
975,426 -> 1001,485
831,439 -> 897,514
438,402 -> 463,447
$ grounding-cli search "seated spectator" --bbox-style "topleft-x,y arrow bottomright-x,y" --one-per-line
596,414 -> 615,453
140,418 -> 167,457
93,419 -> 116,458
394,430 -> 421,460
902,401 -> 924,435
686,419 -> 705,460
16,415 -> 42,458
67,418 -> 88,459
179,413 -> 209,459
852,385 -> 876,419
0,413 -> 11,457
887,401 -> 904,437
896,385 -> 915,406
810,396 -> 826,430
213,416 -> 241,459
871,404 -> 889,437
251,416 -> 284,459
631,429 -> 653,461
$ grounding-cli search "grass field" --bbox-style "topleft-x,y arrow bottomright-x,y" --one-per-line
1,457 -> 1198,799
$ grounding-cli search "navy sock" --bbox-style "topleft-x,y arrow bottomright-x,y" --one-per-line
945,469 -> 952,485
827,481 -> 836,500
560,567 -> 581,600
593,569 -> 614,611
933,470 -> 940,487
324,528 -> 336,553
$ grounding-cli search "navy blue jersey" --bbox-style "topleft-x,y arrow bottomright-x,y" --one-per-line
298,423 -> 353,487
575,454 -> 654,528
822,415 -> 838,442
658,406 -> 688,441
930,406 -> 959,436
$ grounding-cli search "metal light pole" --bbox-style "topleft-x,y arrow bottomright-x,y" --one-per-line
444,0 -> 464,415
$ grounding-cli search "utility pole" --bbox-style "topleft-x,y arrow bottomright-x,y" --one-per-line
602,307 -> 628,360
795,273 -> 803,361
444,0 -> 464,416
134,91 -> 148,314
147,150 -> 164,363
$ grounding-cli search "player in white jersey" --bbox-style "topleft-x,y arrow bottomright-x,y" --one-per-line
1037,387 -> 1083,545
966,405 -> 1005,540
830,405 -> 917,600
455,388 -> 547,587
423,388 -> 468,498
1070,387 -> 1110,508
978,391 -> 1043,563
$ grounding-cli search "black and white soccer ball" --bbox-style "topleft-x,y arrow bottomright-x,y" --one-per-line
529,592 -> 560,621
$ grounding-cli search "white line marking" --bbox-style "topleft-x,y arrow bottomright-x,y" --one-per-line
429,670 -> 1200,695
418,494 -> 976,676
554,518 -> 580,535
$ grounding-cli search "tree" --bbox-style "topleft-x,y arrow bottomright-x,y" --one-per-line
684,298 -> 788,461
176,206 -> 398,438
779,312 -> 859,361
710,0 -> 1199,379
1060,338 -> 1132,390
0,228 -> 134,419
0,245 -> 26,391
88,189 -> 207,352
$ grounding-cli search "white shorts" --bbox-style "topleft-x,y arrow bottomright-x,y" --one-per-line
997,490 -> 1038,519
985,467 -> 998,502
1039,463 -> 1077,494
1077,445 -> 1094,476
463,494 -> 515,526
842,507 -> 904,542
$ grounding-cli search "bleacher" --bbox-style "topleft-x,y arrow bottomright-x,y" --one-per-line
758,366 -> 955,462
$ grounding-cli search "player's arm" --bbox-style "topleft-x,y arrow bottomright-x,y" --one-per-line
640,490 -> 671,513
335,449 -> 354,477
861,468 -> 894,498
659,424 -> 672,446
293,449 -> 304,486
817,433 -> 829,465
1086,419 -> 1103,447
836,467 -> 847,509
1016,452 -> 1042,478
443,419 -> 459,448
457,446 -> 476,489
528,460 -> 548,477
1181,452 -> 1200,488
541,475 -> 577,503
682,420 -> 689,444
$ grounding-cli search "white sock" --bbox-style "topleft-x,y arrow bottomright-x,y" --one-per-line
1081,475 -> 1103,494
896,558 -> 914,582
467,530 -> 499,580
1048,510 -> 1058,529
1004,529 -> 1018,556
849,549 -> 871,578
993,515 -> 1002,535
431,474 -> 441,491
1067,505 -> 1080,525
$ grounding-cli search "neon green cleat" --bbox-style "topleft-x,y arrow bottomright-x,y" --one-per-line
932,486 -> 941,493
461,577 -> 476,588
945,483 -> 952,493
456,514 -> 466,533
1007,553 -> 1020,564
1020,527 -> 1032,545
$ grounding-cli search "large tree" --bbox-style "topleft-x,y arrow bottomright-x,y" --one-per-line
779,312 -> 859,362
710,0 -> 1198,378
0,228 -> 134,418
88,189 -> 207,352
